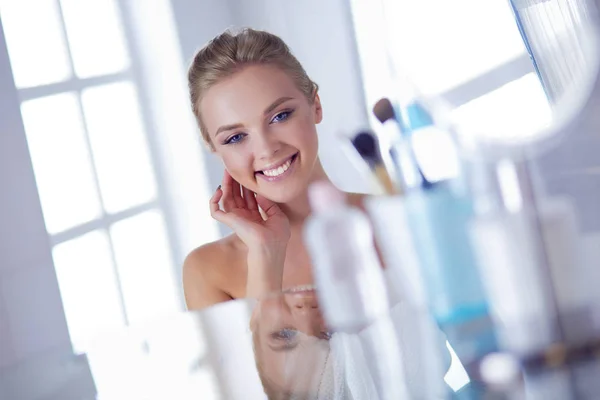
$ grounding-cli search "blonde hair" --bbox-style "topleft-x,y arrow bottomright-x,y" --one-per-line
187,27 -> 319,149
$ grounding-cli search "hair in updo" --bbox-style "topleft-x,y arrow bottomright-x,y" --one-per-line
188,27 -> 319,149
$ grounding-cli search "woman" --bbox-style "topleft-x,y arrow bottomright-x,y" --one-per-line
182,27 -> 455,398
183,27 -> 365,310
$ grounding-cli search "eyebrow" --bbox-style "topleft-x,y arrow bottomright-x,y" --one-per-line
264,96 -> 294,116
215,123 -> 244,137
213,96 -> 295,138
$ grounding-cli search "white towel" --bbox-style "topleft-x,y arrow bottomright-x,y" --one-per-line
386,301 -> 451,399
316,331 -> 379,400
315,301 -> 450,400
383,253 -> 452,399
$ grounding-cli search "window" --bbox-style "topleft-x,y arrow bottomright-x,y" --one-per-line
0,0 -> 180,355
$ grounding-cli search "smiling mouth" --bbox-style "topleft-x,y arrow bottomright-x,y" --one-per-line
256,153 -> 298,178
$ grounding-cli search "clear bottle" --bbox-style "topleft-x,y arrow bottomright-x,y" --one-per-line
303,181 -> 409,400
303,182 -> 389,332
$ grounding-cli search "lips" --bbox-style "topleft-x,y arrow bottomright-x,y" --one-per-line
256,153 -> 298,180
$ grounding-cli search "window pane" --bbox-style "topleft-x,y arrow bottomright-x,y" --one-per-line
21,93 -> 102,234
451,73 -> 552,142
110,210 -> 179,325
59,0 -> 130,78
52,230 -> 126,353
81,82 -> 157,213
0,0 -> 72,88
382,0 -> 528,95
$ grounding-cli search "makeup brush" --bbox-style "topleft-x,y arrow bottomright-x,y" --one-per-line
373,98 -> 402,132
372,97 -> 432,189
351,131 -> 399,195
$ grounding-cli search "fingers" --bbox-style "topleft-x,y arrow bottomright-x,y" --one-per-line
231,178 -> 245,209
255,194 -> 283,218
220,171 -> 236,211
209,186 -> 236,228
210,184 -> 256,235
242,186 -> 258,212
221,170 -> 245,210
209,188 -> 241,230
220,172 -> 234,211
211,209 -> 242,233
209,186 -> 223,216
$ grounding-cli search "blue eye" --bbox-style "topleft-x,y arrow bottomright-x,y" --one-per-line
274,328 -> 298,342
271,110 -> 293,123
224,133 -> 246,145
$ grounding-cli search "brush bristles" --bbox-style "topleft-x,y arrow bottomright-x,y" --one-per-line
373,98 -> 396,124
351,131 -> 382,166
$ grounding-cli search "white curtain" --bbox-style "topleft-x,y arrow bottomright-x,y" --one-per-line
510,0 -> 595,103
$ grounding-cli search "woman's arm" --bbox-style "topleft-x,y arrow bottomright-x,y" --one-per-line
245,246 -> 286,299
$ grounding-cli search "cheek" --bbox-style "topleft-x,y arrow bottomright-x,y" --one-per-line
292,117 -> 319,151
221,151 -> 253,177
301,125 -> 319,159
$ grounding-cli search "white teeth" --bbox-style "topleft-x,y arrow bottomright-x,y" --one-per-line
263,157 -> 293,177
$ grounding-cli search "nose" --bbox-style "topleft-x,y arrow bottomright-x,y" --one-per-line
253,131 -> 281,160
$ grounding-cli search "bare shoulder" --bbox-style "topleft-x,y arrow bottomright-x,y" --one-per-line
184,234 -> 241,274
182,234 -> 245,310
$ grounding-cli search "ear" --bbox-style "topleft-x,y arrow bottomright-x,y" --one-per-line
313,93 -> 323,124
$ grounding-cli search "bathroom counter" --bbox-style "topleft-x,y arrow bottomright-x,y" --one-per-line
2,288 -> 599,399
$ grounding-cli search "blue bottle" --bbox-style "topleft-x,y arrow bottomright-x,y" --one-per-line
398,100 -> 498,366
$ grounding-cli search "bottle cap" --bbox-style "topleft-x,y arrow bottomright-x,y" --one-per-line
406,102 -> 434,131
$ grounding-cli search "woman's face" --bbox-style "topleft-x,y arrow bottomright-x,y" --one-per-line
252,291 -> 331,395
200,65 -> 322,203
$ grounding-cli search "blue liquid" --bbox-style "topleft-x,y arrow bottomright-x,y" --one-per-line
405,182 -> 497,360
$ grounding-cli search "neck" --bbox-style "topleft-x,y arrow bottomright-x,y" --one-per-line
278,160 -> 329,225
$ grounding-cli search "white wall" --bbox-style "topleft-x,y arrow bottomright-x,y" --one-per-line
0,18 -> 71,369
121,0 -> 221,284
167,0 -> 237,239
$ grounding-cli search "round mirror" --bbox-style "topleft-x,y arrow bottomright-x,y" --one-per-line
357,0 -> 600,147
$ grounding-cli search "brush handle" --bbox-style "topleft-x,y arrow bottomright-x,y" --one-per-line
374,165 -> 401,195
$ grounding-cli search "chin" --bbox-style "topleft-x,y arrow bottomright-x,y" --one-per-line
260,183 -> 306,204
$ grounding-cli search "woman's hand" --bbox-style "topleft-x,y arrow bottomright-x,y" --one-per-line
210,171 -> 291,297
210,171 -> 291,249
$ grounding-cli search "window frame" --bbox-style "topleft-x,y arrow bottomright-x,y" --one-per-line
0,0 -> 186,335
